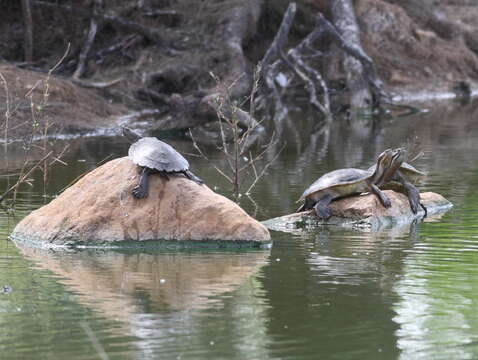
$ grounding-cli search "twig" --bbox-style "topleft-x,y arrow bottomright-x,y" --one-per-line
189,130 -> 232,183
0,151 -> 53,203
245,142 -> 286,195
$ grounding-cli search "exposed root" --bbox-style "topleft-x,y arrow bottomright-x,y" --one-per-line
73,0 -> 103,79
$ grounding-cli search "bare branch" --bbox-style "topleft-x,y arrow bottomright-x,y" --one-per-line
245,142 -> 286,195
73,0 -> 103,79
260,2 -> 297,80
0,151 -> 53,203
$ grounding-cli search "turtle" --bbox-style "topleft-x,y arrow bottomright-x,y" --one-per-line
296,148 -> 404,219
368,157 -> 426,215
122,127 -> 203,199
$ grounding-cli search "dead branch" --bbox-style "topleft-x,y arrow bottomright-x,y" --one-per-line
318,8 -> 384,107
73,0 -> 103,79
264,60 -> 287,122
331,0 -> 372,109
287,26 -> 331,118
21,0 -> 34,62
71,77 -> 124,89
260,2 -> 297,80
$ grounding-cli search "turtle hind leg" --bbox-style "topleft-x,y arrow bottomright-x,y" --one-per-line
132,167 -> 151,199
184,170 -> 204,185
313,194 -> 334,219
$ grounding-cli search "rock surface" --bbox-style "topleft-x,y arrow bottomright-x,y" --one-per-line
263,191 -> 452,233
11,158 -> 271,248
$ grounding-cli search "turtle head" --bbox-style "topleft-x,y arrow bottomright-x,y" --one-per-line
371,148 -> 394,182
122,127 -> 142,143
382,147 -> 406,183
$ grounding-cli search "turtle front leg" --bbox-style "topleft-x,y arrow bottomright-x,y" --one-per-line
370,184 -> 392,208
313,194 -> 334,219
401,180 -> 421,214
396,172 -> 422,214
132,167 -> 151,199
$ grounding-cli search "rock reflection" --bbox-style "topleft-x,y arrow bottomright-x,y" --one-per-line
17,246 -> 269,320
306,221 -> 420,288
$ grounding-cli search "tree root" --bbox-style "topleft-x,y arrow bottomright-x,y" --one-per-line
33,1 -> 167,45
73,0 -> 103,79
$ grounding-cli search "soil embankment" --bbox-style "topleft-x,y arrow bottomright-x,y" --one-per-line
2,1 -> 478,138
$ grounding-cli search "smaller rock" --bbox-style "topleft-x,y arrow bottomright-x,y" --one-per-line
263,191 -> 452,232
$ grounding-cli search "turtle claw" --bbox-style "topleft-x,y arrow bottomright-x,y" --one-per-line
132,186 -> 148,199
382,197 -> 392,208
420,204 -> 428,217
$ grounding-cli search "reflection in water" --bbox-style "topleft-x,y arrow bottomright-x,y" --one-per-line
393,221 -> 478,359
16,245 -> 271,358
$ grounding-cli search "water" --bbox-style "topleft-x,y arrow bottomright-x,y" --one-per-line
1,99 -> 478,359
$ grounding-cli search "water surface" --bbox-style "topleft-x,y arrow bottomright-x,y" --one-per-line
1,100 -> 478,359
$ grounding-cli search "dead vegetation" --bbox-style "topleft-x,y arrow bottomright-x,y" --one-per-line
1,0 -> 478,140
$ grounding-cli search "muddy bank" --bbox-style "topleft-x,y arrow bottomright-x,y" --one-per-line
2,0 -> 478,138
0,65 -> 124,140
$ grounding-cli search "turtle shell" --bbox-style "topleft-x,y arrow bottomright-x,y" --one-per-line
128,137 -> 189,172
299,168 -> 371,201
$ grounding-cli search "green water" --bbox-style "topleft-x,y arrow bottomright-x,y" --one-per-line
1,100 -> 478,359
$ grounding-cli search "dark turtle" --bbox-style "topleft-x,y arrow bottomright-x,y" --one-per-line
123,127 -> 203,198
369,155 -> 426,214
297,148 -> 404,219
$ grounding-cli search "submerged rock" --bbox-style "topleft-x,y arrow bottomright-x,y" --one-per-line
263,191 -> 452,233
11,158 -> 271,248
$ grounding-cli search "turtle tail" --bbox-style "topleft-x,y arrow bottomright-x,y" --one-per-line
296,198 -> 313,213
184,170 -> 204,185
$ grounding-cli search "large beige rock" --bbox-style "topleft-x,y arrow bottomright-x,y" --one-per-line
263,191 -> 453,232
11,157 -> 271,247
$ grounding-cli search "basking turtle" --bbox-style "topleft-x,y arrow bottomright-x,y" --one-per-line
297,148 -> 404,219
122,127 -> 203,199
369,157 -> 426,214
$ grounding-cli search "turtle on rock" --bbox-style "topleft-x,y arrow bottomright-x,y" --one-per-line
122,127 -> 203,199
296,148 -> 405,219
